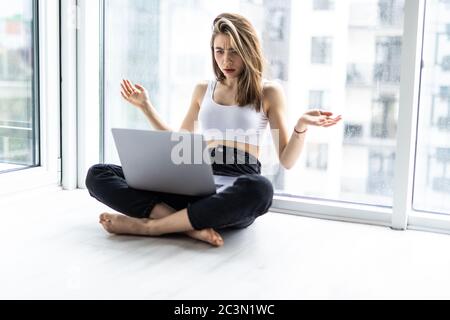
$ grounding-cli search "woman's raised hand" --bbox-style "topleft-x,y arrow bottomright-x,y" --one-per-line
296,109 -> 342,131
120,79 -> 151,110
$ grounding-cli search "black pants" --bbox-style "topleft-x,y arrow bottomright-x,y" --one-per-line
85,145 -> 274,230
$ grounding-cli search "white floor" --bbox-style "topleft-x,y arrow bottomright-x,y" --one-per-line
1,186 -> 450,300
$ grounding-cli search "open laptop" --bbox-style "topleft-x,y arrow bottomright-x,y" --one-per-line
111,128 -> 237,196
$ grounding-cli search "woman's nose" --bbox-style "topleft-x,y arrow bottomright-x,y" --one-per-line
224,52 -> 232,62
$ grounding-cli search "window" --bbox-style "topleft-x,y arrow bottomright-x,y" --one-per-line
378,0 -> 403,27
414,0 -> 450,215
284,0 -> 404,206
266,8 -> 286,41
344,123 -> 363,139
306,143 -> 328,171
263,1 -> 291,82
313,0 -> 334,11
311,37 -> 332,64
347,63 -> 371,86
269,60 -> 286,80
430,148 -> 450,193
374,36 -> 402,83
430,86 -> 450,131
103,0 -> 161,163
367,149 -> 395,196
371,95 -> 397,139
308,90 -> 330,110
102,0 -> 405,209
0,0 -> 38,173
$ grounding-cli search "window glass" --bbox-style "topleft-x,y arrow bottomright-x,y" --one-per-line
313,0 -> 335,11
0,0 -> 38,173
414,0 -> 450,215
103,0 -> 404,207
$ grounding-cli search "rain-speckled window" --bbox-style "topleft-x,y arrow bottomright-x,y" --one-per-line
0,0 -> 39,173
414,0 -> 450,216
102,0 -> 405,208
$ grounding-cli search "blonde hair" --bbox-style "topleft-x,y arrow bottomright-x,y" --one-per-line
211,13 -> 265,112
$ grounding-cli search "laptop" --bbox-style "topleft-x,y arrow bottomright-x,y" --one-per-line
111,128 -> 237,196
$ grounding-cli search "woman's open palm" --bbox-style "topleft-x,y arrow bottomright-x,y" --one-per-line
298,109 -> 342,128
120,79 -> 151,110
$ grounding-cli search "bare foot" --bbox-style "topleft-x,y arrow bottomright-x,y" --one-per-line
99,213 -> 224,247
99,212 -> 157,235
148,203 -> 224,246
186,228 -> 224,247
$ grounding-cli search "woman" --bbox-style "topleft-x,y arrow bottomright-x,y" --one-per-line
85,13 -> 341,247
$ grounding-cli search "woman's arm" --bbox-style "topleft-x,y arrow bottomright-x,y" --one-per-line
265,83 -> 341,169
179,82 -> 207,132
121,79 -> 172,131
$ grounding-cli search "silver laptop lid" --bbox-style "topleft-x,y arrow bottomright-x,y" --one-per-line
111,128 -> 217,196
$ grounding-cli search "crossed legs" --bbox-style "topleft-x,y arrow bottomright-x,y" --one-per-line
99,203 -> 224,247
86,164 -> 273,248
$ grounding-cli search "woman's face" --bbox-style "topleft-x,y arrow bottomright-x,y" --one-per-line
213,33 -> 245,80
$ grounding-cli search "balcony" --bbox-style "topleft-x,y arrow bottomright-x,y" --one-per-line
373,63 -> 401,83
0,121 -> 33,165
346,63 -> 373,86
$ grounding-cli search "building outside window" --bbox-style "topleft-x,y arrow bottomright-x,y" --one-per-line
102,0 -> 405,208
313,0 -> 334,11
378,0 -> 403,27
0,0 -> 38,173
306,143 -> 328,171
311,36 -> 333,64
374,36 -> 402,84
414,0 -> 450,215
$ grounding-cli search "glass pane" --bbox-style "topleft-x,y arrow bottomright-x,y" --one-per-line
277,0 -> 403,207
103,0 -> 404,208
0,0 -> 38,173
413,0 -> 450,215
313,0 -> 335,11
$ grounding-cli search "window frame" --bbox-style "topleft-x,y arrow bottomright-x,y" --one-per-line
270,0 -> 428,232
270,0 -> 438,233
271,0 -> 450,235
60,0 -> 101,190
0,0 -> 60,196
76,0 -> 102,189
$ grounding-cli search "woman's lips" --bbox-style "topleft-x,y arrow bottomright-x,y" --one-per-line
223,69 -> 236,73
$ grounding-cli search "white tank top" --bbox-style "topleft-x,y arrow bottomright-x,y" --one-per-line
198,80 -> 269,146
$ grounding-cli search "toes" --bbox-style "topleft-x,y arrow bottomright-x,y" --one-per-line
101,220 -> 114,234
99,212 -> 114,223
99,216 -> 112,228
216,235 -> 224,246
99,213 -> 108,221
210,230 -> 224,247
214,237 -> 224,247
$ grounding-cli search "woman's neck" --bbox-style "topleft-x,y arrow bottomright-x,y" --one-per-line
221,77 -> 239,90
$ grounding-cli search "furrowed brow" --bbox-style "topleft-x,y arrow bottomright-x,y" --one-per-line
214,47 -> 236,51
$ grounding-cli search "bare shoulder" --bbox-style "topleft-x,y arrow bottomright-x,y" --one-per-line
192,81 -> 209,106
262,80 -> 285,115
194,81 -> 208,94
263,80 -> 284,98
